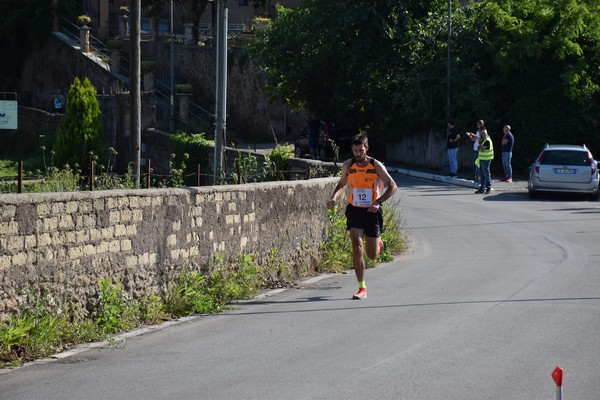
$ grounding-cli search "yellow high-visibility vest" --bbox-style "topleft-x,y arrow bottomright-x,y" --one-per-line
478,138 -> 494,160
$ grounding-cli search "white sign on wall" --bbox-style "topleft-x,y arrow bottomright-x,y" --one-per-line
0,99 -> 18,130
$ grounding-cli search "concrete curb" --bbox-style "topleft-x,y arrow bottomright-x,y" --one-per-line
387,167 -> 479,189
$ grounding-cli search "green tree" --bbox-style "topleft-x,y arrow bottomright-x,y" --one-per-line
449,0 -> 600,169
53,77 -> 107,172
253,0 -> 600,169
251,0 -> 454,160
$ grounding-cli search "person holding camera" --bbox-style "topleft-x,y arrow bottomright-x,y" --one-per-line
474,129 -> 494,194
465,120 -> 485,182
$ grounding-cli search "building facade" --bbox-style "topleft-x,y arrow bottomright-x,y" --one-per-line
81,0 -> 302,40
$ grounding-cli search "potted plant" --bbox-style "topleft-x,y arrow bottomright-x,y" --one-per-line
77,15 -> 92,52
252,16 -> 271,31
106,39 -> 124,50
107,39 -> 124,72
141,61 -> 156,73
175,83 -> 193,94
77,15 -> 92,27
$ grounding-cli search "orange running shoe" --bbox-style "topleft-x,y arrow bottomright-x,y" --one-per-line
352,288 -> 367,300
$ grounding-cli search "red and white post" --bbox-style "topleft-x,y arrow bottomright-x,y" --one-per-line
552,366 -> 564,400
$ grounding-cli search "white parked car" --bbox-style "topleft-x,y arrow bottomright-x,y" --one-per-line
528,144 -> 599,200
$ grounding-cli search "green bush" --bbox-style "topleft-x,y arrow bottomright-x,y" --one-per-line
165,268 -> 220,315
265,144 -> 294,180
170,131 -> 214,185
232,150 -> 260,183
94,279 -> 140,334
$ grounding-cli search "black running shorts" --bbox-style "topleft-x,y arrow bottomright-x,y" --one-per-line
345,204 -> 384,238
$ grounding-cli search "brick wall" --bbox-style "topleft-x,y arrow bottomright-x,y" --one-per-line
0,178 -> 338,320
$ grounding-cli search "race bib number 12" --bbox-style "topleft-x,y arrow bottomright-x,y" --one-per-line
352,188 -> 372,207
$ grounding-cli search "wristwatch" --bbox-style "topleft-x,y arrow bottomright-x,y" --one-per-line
376,198 -> 383,206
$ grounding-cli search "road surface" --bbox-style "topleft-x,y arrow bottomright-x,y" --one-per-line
1,174 -> 599,400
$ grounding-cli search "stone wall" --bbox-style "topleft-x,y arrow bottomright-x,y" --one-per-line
385,131 -> 474,172
0,178 -> 338,320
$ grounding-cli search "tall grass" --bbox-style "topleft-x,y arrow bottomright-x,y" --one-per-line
0,253 -> 280,367
317,199 -> 406,272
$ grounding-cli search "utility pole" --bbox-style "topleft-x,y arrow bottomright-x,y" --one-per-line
213,0 -> 228,184
446,0 -> 452,137
169,0 -> 175,132
130,0 -> 142,187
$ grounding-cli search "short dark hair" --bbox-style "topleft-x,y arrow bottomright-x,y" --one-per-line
352,133 -> 368,147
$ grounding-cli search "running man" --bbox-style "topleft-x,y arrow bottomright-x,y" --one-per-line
326,133 -> 398,299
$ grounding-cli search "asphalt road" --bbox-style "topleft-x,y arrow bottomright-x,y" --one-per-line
1,174 -> 599,400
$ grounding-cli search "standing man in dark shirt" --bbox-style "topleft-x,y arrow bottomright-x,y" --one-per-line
501,125 -> 514,182
308,116 -> 322,160
446,122 -> 460,177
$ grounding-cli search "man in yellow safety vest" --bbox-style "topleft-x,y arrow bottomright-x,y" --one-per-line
475,129 -> 494,194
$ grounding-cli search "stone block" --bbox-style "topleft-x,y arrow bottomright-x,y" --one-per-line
1,204 -> 16,218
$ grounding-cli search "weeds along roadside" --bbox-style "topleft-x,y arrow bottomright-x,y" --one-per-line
317,199 -> 406,273
0,250 -> 292,368
0,187 -> 406,369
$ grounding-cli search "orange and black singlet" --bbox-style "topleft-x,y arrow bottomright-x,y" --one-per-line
347,157 -> 382,208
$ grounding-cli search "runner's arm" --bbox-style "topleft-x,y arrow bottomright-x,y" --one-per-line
326,160 -> 351,209
373,160 -> 398,205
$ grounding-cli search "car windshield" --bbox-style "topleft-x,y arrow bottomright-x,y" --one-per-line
540,150 -> 590,166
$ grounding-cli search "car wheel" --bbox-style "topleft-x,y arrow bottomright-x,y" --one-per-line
590,189 -> 599,201
528,189 -> 537,199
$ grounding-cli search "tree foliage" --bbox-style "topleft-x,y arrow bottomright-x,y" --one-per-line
53,77 -> 107,172
252,0 -> 600,167
451,0 -> 600,168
